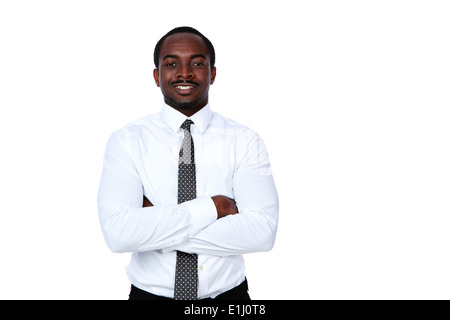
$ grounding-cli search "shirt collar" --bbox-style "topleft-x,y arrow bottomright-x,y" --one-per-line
161,102 -> 213,134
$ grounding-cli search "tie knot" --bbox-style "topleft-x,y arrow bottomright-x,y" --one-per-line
181,119 -> 194,131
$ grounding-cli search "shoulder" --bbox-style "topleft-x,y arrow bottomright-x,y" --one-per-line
111,113 -> 163,143
210,112 -> 257,140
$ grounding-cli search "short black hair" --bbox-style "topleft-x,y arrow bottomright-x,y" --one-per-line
153,26 -> 215,69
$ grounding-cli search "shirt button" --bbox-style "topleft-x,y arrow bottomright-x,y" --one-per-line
199,266 -> 204,271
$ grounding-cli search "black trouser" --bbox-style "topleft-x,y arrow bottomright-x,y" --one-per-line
129,278 -> 250,300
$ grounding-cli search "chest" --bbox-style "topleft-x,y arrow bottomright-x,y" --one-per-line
133,131 -> 240,202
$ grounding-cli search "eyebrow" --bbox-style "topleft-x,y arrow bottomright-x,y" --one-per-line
162,54 -> 178,60
162,54 -> 207,60
190,54 -> 207,60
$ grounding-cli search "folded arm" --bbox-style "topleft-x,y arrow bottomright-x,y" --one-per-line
163,133 -> 279,257
97,132 -> 218,253
98,132 -> 278,256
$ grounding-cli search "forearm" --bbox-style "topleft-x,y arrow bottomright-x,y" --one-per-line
165,209 -> 278,256
99,194 -> 216,253
164,174 -> 279,256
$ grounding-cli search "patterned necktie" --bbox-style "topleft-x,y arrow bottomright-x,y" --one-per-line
174,119 -> 198,300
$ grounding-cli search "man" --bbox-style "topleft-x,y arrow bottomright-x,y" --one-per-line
97,26 -> 279,300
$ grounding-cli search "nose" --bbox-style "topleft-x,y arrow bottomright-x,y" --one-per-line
177,63 -> 194,79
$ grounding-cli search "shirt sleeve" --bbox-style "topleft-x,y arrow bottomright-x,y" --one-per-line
163,132 -> 279,257
97,132 -> 217,253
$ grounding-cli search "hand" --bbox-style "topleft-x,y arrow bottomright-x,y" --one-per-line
143,196 -> 154,207
212,195 -> 239,219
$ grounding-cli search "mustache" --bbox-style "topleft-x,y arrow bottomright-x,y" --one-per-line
171,80 -> 199,86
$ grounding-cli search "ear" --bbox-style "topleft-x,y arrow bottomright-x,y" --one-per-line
153,68 -> 160,87
210,66 -> 217,85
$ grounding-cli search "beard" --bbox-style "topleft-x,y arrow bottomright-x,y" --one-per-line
163,93 -> 208,110
167,99 -> 198,110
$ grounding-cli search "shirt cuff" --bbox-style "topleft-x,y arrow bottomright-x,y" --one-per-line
183,196 -> 217,235
162,197 -> 217,254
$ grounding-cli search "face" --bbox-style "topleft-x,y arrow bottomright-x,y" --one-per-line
153,33 -> 216,116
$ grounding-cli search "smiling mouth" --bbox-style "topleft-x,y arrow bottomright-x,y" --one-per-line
172,80 -> 199,87
175,85 -> 195,90
172,81 -> 198,95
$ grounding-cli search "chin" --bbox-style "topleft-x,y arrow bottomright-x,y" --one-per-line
175,100 -> 199,109
165,96 -> 206,110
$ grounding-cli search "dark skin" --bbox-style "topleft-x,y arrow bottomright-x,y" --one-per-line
153,32 -> 216,117
145,32 -> 238,219
143,195 -> 238,219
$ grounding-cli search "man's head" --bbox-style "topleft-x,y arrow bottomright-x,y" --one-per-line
153,27 -> 217,116
153,27 -> 215,70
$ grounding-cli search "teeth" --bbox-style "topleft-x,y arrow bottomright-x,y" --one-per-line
176,86 -> 193,90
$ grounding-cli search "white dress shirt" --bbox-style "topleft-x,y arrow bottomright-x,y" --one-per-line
97,103 -> 279,299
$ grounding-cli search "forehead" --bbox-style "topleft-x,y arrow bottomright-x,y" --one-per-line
160,33 -> 209,59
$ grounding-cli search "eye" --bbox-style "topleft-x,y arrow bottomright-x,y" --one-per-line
165,62 -> 177,68
193,61 -> 205,68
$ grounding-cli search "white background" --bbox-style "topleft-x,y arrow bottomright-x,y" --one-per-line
1,0 -> 449,299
